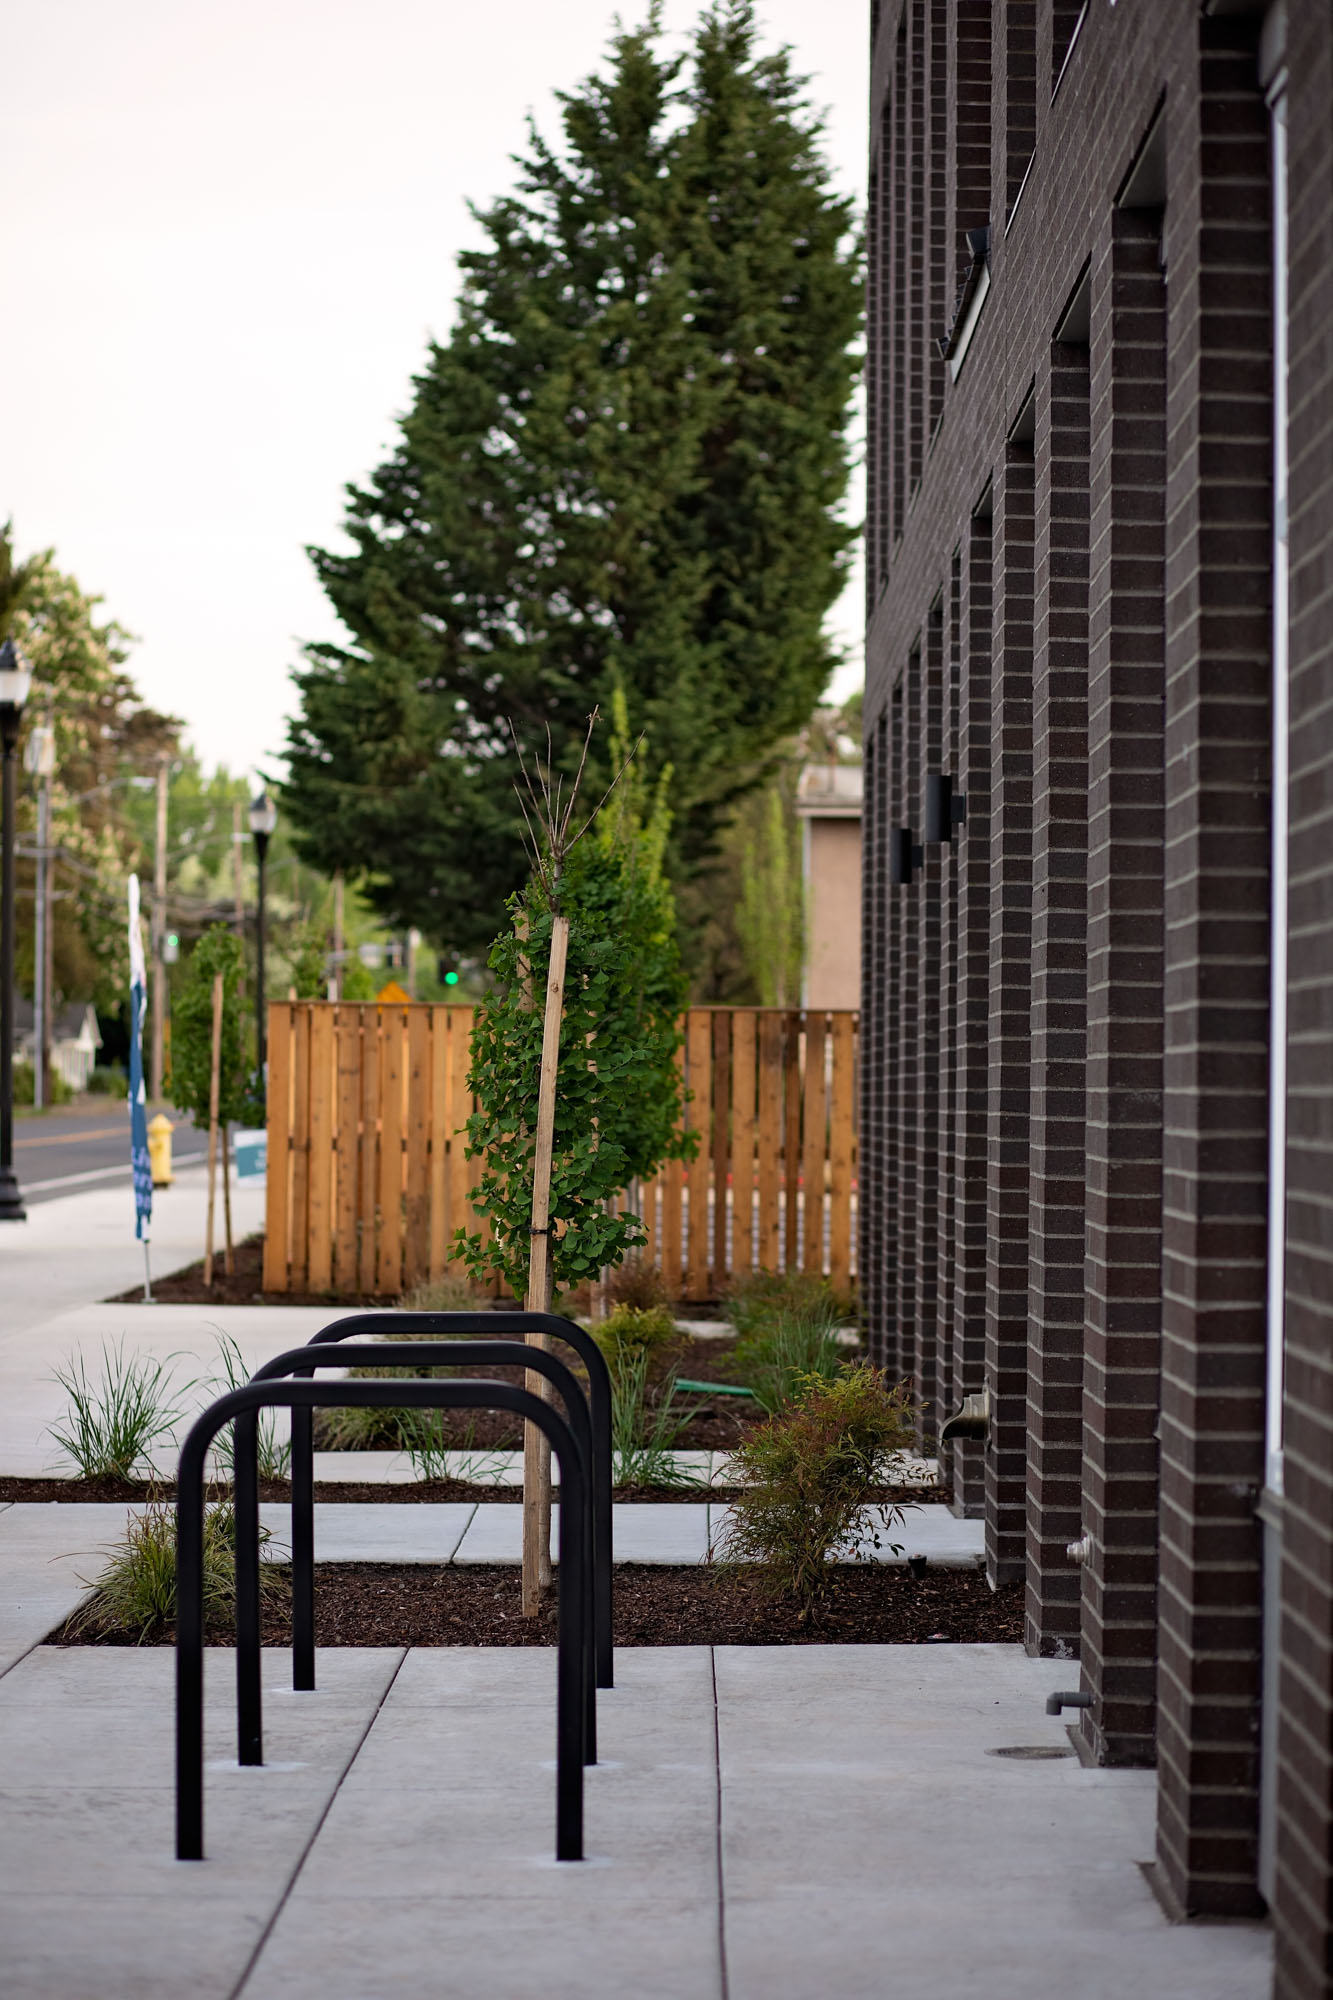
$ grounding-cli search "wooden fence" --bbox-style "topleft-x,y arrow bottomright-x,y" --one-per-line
263,1003 -> 857,1299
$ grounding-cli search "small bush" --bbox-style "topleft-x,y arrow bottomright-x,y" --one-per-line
13,1061 -> 73,1106
87,1065 -> 129,1100
713,1367 -> 917,1619
606,1261 -> 671,1313
48,1341 -> 188,1481
722,1269 -> 838,1341
592,1303 -> 679,1380
68,1497 -> 284,1643
398,1272 -> 478,1313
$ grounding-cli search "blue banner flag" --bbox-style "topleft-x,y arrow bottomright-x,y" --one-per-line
128,875 -> 153,1242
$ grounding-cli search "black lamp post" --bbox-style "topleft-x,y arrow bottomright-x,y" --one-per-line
0,639 -> 33,1221
248,787 -> 277,1072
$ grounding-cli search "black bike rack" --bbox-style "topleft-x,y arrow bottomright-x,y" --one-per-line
231,1340 -> 598,1772
177,1377 -> 589,1864
287,1313 -> 615,1692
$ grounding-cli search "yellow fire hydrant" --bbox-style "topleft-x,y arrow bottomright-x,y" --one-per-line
147,1112 -> 175,1188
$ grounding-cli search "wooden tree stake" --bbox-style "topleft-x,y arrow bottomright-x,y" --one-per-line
203,972 -> 224,1288
522,911 -> 569,1615
221,1123 -> 235,1277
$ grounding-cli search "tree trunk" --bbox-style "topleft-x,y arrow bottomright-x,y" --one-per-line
522,912 -> 569,1615
203,972 -> 224,1288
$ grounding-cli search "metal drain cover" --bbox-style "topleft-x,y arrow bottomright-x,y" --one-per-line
985,1745 -> 1075,1760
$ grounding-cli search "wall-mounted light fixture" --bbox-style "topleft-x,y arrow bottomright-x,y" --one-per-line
924,773 -> 968,844
889,827 -> 922,886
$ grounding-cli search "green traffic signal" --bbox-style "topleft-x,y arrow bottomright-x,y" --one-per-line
444,970 -> 459,986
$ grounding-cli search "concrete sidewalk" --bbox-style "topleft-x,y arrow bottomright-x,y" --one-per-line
0,1643 -> 1271,1998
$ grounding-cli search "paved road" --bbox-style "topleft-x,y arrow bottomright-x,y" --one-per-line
9,1103 -> 207,1207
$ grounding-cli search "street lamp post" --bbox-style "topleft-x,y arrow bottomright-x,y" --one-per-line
248,787 -> 278,1072
0,639 -> 33,1221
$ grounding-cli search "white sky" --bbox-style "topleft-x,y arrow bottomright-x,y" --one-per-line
5,1 -> 865,781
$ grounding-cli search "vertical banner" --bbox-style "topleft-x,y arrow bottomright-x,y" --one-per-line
128,875 -> 153,1244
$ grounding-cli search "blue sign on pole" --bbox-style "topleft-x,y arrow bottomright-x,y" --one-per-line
128,877 -> 153,1254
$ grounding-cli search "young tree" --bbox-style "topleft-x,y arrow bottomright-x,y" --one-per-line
170,927 -> 249,1131
282,1 -> 859,963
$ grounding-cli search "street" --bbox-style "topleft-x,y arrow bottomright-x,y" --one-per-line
10,1103 -> 206,1207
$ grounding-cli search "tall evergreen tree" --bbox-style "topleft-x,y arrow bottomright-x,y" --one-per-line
283,1 -> 860,956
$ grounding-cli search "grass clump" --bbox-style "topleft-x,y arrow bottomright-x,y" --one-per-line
48,1340 -> 189,1481
592,1302 -> 679,1376
397,1408 -> 511,1486
609,1347 -> 696,1488
68,1497 -> 284,1643
723,1273 -> 849,1413
713,1366 -> 916,1620
209,1331 -> 291,1481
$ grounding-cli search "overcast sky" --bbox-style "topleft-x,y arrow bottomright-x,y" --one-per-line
5,1 -> 865,782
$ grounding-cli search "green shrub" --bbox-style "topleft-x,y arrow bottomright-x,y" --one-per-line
68,1497 -> 283,1643
592,1303 -> 679,1379
398,1272 -> 478,1313
87,1065 -> 129,1099
722,1269 -> 838,1341
605,1261 -> 671,1313
713,1367 -> 917,1618
13,1061 -> 73,1106
48,1340 -> 188,1481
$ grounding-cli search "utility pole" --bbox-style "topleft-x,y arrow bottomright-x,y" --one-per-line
231,797 -> 246,1000
24,706 -> 55,1110
150,754 -> 168,1102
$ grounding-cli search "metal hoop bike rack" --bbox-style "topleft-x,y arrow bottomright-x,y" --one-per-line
231,1339 -> 598,1770
177,1377 -> 589,1864
287,1313 -> 615,1690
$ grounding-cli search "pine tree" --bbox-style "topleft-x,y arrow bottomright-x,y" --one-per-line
282,2 -> 859,959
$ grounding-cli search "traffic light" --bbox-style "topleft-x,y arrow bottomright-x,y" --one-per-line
437,951 -> 460,988
163,932 -> 180,965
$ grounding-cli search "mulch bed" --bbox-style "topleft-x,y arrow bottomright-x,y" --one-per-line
51,1561 -> 1021,1649
105,1232 -> 389,1308
1,1475 -> 947,1508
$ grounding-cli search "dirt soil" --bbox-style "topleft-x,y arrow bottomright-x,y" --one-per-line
52,1561 -> 1020,1649
105,1233 -> 392,1309
0,1474 -> 945,1508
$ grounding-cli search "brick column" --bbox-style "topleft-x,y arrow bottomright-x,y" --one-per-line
1026,338 -> 1090,1657
936,553 -> 963,1450
949,506 -> 992,1516
859,712 -> 888,1361
913,603 -> 945,1443
1080,204 -> 1167,1768
1154,14 -> 1271,1916
1274,3 -> 1333,1986
894,649 -> 923,1393
985,445 -> 1034,1587
883,679 -> 906,1377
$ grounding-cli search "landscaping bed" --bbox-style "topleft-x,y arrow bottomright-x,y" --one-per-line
0,1475 -> 945,1507
50,1560 -> 1020,1648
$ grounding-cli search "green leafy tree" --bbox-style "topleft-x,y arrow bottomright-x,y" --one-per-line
457,722 -> 694,1296
169,926 -> 249,1127
282,0 -> 859,962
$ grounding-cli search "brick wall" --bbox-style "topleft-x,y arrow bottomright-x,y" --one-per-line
1273,0 -> 1333,1986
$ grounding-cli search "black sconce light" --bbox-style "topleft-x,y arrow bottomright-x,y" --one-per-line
889,827 -> 922,886
924,773 -> 968,844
